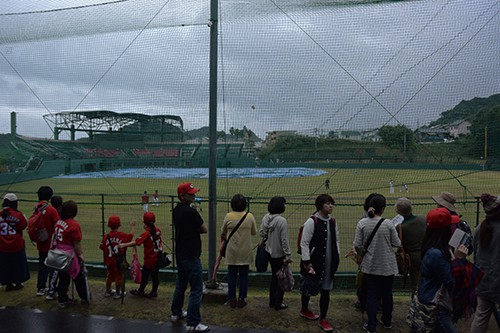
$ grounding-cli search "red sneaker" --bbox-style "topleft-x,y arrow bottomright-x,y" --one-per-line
299,309 -> 319,320
318,319 -> 333,332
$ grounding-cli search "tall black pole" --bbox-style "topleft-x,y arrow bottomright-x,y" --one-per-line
207,0 -> 218,284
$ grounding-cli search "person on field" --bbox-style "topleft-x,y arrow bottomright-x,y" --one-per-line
153,190 -> 159,207
353,193 -> 400,333
260,196 -> 291,311
120,212 -> 162,298
99,215 -> 135,299
171,182 -> 209,332
221,194 -> 256,308
299,194 -> 340,332
0,193 -> 30,291
141,191 -> 149,212
31,186 -> 60,297
470,193 -> 500,332
394,197 -> 426,295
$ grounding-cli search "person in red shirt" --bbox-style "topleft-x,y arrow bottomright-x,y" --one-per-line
52,200 -> 89,308
31,186 -> 60,297
120,212 -> 162,298
0,193 -> 29,291
99,215 -> 135,299
142,191 -> 149,213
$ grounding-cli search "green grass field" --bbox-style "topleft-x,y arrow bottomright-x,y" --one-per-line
2,167 -> 498,273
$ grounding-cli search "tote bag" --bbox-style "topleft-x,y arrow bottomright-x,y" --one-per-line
255,241 -> 268,272
130,248 -> 142,284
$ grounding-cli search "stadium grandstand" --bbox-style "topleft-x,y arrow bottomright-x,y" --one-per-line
0,111 -> 255,185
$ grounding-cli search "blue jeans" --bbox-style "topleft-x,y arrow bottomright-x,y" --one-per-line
364,274 -> 394,332
227,264 -> 249,300
171,258 -> 203,327
435,305 -> 456,333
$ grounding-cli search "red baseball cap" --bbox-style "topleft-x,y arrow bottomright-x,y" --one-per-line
143,212 -> 156,224
426,207 -> 452,229
107,215 -> 121,229
177,182 -> 200,196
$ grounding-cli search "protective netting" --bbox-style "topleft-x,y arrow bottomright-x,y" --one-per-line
0,0 -> 499,273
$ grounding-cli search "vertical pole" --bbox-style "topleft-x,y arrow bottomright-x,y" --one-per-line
101,194 -> 106,263
484,126 -> 488,161
207,0 -> 218,283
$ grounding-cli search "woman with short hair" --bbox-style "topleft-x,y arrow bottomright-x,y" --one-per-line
221,194 -> 257,308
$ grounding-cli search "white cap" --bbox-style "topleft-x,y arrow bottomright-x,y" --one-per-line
3,193 -> 18,201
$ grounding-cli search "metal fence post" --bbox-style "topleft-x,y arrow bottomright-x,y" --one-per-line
101,193 -> 105,263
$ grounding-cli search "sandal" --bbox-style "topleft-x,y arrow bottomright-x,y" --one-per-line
130,289 -> 145,296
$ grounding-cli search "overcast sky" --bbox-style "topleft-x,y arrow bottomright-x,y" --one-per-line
0,0 -> 499,140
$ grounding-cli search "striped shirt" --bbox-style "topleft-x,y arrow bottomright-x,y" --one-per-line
353,215 -> 401,276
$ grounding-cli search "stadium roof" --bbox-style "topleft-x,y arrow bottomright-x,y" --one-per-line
43,110 -> 183,140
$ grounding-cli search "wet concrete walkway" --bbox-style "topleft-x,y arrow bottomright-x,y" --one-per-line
0,306 -> 298,333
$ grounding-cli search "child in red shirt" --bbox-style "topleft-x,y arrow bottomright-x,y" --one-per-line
120,212 -> 162,298
99,215 -> 135,299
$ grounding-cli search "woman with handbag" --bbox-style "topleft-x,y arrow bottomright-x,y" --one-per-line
415,207 -> 468,333
299,194 -> 340,332
353,194 -> 400,333
54,200 -> 90,308
259,196 -> 291,311
221,194 -> 256,308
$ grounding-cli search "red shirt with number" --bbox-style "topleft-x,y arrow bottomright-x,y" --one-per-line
52,218 -> 82,248
0,207 -> 27,252
99,230 -> 133,270
134,225 -> 162,269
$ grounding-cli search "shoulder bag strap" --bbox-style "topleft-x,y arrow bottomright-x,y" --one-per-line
363,218 -> 385,253
226,211 -> 249,244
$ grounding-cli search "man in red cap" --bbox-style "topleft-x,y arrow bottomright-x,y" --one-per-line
170,182 -> 209,332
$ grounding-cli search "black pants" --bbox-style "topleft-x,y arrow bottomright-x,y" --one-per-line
58,270 -> 88,303
301,289 -> 330,320
268,255 -> 285,308
138,266 -> 159,293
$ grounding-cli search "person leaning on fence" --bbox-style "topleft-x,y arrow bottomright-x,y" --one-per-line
99,215 -> 135,299
416,208 -> 468,333
470,193 -> 500,333
299,194 -> 340,332
394,197 -> 426,295
0,193 -> 30,292
259,196 -> 291,311
54,200 -> 90,308
120,212 -> 161,298
353,193 -> 400,333
221,194 -> 257,308
31,186 -> 60,298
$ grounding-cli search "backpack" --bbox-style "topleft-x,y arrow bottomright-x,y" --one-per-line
28,203 -> 49,243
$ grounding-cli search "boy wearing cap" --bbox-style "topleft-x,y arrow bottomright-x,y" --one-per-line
0,193 -> 30,291
120,212 -> 162,298
171,182 -> 209,332
99,215 -> 135,298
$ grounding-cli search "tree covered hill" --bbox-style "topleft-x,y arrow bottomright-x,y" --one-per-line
430,93 -> 500,126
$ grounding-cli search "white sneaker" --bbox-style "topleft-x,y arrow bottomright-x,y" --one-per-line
186,323 -> 210,332
171,310 -> 187,323
36,288 -> 47,296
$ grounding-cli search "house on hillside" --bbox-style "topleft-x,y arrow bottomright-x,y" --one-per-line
445,119 -> 471,138
415,126 -> 450,142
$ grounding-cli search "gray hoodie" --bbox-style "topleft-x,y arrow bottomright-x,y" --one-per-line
259,213 -> 291,259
